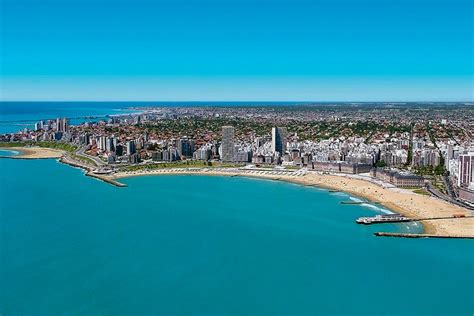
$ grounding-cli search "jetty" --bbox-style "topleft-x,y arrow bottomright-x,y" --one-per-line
341,201 -> 364,205
374,232 -> 474,239
87,172 -> 127,187
357,214 -> 474,225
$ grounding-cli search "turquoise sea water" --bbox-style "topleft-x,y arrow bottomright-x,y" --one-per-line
1,158 -> 473,315
0,149 -> 19,157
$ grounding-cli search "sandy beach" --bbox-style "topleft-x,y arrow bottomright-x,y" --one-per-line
110,168 -> 474,237
2,146 -> 472,237
1,147 -> 65,159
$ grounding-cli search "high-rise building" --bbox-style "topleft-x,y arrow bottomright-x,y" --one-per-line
62,118 -> 69,132
115,144 -> 124,156
126,140 -> 136,155
446,144 -> 454,161
458,154 -> 474,187
98,136 -> 107,151
106,137 -> 115,152
176,138 -> 195,158
55,118 -> 69,132
194,146 -> 212,161
271,127 -> 287,154
221,126 -> 235,162
56,118 -> 62,132
162,149 -> 170,161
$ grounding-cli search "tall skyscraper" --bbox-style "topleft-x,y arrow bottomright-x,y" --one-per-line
126,140 -> 136,155
446,144 -> 454,161
458,154 -> 474,187
62,118 -> 69,132
271,127 -> 287,154
55,118 -> 69,132
98,136 -> 107,150
106,137 -> 115,152
176,138 -> 195,158
221,126 -> 235,162
56,118 -> 62,132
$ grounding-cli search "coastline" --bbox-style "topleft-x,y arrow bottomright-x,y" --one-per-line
108,168 -> 474,237
0,146 -> 64,159
2,147 -> 473,238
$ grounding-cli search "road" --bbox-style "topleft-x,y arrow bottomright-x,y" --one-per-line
76,146 -> 106,167
426,183 -> 474,211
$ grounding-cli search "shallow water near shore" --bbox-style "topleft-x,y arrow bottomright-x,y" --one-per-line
0,149 -> 19,157
1,158 -> 473,315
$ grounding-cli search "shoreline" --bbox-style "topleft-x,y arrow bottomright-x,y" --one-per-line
107,168 -> 474,237
0,146 -> 64,159
2,148 -> 473,238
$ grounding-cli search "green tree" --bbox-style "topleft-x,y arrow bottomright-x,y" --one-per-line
375,160 -> 387,168
434,164 -> 445,175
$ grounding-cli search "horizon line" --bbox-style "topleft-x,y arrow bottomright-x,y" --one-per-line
1,100 -> 473,103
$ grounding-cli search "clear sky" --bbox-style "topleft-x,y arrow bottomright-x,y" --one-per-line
1,0 -> 473,101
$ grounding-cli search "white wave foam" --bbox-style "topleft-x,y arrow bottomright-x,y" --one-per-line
360,203 -> 395,214
332,192 -> 349,197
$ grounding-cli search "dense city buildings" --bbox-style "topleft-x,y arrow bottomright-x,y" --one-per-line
2,103 -> 473,203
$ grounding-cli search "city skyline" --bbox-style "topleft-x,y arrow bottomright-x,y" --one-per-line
3,103 -> 473,204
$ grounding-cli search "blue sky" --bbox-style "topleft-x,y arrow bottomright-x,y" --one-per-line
1,0 -> 472,101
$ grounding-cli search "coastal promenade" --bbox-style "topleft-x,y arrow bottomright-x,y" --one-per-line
3,146 -> 473,238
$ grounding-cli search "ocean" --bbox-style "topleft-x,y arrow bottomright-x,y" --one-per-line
0,157 -> 473,315
0,101 -> 309,134
0,102 -> 140,134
